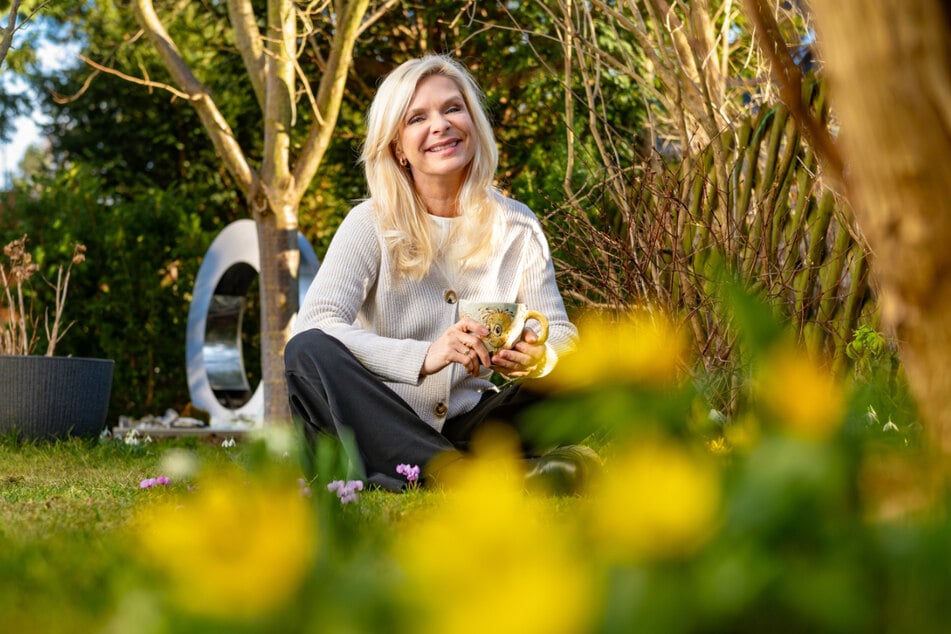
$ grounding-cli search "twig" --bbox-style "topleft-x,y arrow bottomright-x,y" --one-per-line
45,244 -> 86,357
77,54 -> 199,101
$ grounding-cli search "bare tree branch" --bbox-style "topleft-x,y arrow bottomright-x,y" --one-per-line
356,0 -> 400,38
292,0 -> 370,203
258,0 -> 296,221
0,0 -> 23,68
132,0 -> 257,198
227,0 -> 267,111
75,54 -> 195,101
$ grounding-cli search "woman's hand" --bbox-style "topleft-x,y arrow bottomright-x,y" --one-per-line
421,317 -> 491,378
490,329 -> 546,378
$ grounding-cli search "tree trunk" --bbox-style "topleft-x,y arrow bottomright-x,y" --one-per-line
808,0 -> 951,453
255,0 -> 297,424
257,216 -> 299,424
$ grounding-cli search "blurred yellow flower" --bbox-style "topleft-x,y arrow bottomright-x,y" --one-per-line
395,427 -> 595,634
132,471 -> 315,621
724,412 -> 762,451
538,309 -> 687,392
588,439 -> 721,562
757,346 -> 845,441
706,436 -> 731,456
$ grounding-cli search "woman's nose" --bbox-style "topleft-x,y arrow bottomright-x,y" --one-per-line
432,115 -> 451,133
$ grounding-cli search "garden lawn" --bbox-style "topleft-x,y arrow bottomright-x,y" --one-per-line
0,433 -> 578,634
0,436 -> 229,632
0,436 -> 165,537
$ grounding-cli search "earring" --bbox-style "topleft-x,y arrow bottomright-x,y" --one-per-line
399,156 -> 408,168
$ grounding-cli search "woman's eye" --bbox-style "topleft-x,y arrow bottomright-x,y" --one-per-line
408,116 -> 423,125
446,105 -> 462,114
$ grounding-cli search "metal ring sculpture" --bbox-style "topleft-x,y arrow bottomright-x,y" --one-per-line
186,219 -> 319,426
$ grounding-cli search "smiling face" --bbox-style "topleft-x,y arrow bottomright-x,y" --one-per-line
395,74 -> 475,196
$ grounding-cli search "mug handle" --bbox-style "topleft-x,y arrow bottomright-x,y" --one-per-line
522,311 -> 549,346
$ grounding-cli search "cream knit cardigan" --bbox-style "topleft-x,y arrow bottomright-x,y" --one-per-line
294,196 -> 578,432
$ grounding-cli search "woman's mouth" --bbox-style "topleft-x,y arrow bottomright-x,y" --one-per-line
426,140 -> 461,153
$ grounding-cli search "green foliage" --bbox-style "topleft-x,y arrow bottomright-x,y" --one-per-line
845,324 -> 917,443
37,5 -> 248,197
1,1 -> 248,417
847,324 -> 887,364
0,6 -> 87,142
1,165 -> 226,417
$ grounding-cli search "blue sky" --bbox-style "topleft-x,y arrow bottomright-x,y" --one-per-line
1,39 -> 77,188
0,90 -> 45,188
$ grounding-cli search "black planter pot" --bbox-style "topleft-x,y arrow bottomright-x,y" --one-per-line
0,355 -> 115,439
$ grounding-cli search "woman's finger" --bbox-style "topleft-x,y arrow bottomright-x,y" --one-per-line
458,316 -> 489,337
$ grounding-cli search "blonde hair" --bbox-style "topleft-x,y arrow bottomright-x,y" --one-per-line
360,55 -> 501,279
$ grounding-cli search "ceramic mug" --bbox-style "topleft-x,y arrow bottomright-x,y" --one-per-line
458,300 -> 549,354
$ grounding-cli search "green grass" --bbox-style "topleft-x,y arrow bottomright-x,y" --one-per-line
0,435 -> 312,633
0,436 -> 162,632
0,435 -> 227,537
0,432 -> 587,634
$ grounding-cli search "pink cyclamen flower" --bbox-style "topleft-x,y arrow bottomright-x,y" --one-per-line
327,479 -> 364,504
139,476 -> 171,489
396,463 -> 421,483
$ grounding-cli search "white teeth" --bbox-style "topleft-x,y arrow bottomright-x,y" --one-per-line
428,140 -> 459,152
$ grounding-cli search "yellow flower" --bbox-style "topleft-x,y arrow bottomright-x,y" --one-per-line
588,439 -> 721,562
131,470 -> 316,620
706,436 -> 731,456
395,427 -> 596,634
538,309 -> 687,393
757,346 -> 845,441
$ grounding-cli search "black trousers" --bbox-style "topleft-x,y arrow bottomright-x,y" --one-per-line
284,329 -> 542,491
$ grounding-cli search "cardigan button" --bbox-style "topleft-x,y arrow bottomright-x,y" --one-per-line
444,290 -> 458,304
433,401 -> 448,417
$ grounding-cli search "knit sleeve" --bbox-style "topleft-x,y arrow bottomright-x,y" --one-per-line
510,202 -> 579,377
294,202 -> 431,385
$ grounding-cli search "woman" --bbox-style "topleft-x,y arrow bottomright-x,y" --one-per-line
285,55 -> 584,492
